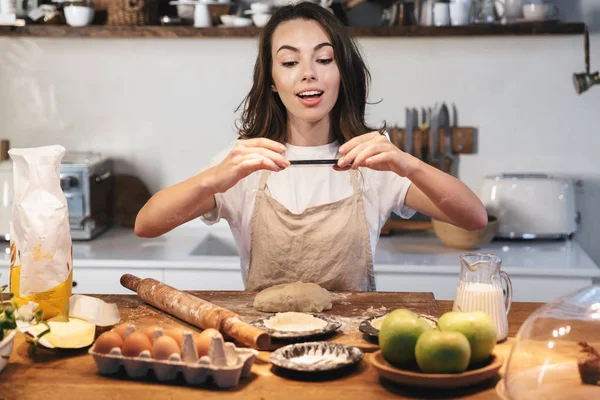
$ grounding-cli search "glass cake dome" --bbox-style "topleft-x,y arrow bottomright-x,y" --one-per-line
502,284 -> 600,399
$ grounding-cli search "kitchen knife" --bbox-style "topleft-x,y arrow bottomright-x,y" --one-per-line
438,103 -> 455,173
411,108 -> 423,159
405,108 -> 414,156
428,103 -> 440,166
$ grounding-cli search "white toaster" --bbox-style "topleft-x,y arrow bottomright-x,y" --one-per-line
478,173 -> 579,239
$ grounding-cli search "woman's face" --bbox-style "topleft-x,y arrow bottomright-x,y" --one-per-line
271,19 -> 341,124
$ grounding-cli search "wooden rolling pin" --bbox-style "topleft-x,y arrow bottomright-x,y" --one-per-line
120,274 -> 270,350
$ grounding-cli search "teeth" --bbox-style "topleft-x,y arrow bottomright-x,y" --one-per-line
298,90 -> 323,96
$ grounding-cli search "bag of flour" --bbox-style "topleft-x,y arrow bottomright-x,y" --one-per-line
9,145 -> 72,321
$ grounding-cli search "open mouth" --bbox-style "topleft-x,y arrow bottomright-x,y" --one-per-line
296,90 -> 324,100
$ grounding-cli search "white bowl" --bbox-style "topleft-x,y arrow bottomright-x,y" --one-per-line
251,13 -> 270,27
0,330 -> 16,374
220,14 -> 235,26
232,16 -> 252,27
522,4 -> 547,21
176,4 -> 195,20
64,5 -> 94,27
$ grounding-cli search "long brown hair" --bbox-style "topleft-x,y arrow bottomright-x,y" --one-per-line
236,2 -> 383,144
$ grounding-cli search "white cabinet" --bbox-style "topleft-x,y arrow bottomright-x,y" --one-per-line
375,270 -> 458,299
502,275 -> 592,303
164,269 -> 244,291
72,268 -> 164,294
374,268 -> 594,303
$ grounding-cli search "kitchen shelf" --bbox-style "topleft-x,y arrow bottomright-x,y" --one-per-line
0,21 -> 585,39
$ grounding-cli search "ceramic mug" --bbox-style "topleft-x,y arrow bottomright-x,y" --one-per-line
522,2 -> 557,20
64,5 -> 94,26
433,2 -> 450,26
194,2 -> 211,27
449,2 -> 471,25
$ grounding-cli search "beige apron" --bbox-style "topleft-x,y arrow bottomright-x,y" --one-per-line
246,169 -> 375,292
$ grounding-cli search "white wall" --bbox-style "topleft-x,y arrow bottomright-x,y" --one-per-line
1,1 -> 599,263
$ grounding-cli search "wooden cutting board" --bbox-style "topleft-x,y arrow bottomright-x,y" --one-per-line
103,291 -> 439,352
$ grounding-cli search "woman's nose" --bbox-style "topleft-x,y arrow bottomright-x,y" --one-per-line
301,63 -> 317,82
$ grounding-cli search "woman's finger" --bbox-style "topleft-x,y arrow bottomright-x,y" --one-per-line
339,131 -> 380,155
363,152 -> 393,170
239,155 -> 281,173
242,137 -> 287,153
241,146 -> 290,168
352,143 -> 391,168
338,141 -> 370,168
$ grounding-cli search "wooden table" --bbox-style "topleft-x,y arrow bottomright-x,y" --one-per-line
0,291 -> 543,400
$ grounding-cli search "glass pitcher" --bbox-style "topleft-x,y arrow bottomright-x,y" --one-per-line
472,0 -> 499,23
452,253 -> 513,342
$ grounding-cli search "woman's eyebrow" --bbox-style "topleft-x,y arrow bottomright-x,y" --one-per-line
276,42 -> 333,54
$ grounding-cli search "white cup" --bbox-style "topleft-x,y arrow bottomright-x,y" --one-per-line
252,12 -> 270,27
450,2 -> 470,25
522,3 -> 548,20
64,5 -> 94,27
193,2 -> 211,27
433,2 -> 450,26
0,0 -> 16,15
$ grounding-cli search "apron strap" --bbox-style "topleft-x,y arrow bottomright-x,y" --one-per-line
259,170 -> 270,191
349,170 -> 360,195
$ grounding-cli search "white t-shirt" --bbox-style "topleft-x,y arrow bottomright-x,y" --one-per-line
200,138 -> 416,286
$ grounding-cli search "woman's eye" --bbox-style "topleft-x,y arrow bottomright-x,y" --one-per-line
282,61 -> 298,67
318,58 -> 333,65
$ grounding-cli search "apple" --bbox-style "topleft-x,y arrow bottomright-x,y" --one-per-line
437,311 -> 497,364
415,330 -> 471,374
378,309 -> 433,365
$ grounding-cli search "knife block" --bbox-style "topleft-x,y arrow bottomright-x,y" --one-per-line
388,125 -> 476,174
381,125 -> 477,235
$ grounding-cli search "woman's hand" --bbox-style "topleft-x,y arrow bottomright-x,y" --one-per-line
135,138 -> 289,238
335,131 -> 416,176
209,138 -> 290,193
336,131 -> 487,231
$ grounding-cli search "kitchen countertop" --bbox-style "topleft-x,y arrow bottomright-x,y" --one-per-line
0,292 -> 542,400
2,225 -> 598,278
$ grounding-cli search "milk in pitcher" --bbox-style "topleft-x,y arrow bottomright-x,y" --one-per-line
453,281 -> 509,341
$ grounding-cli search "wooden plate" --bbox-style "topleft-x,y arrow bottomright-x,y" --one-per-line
370,350 -> 503,389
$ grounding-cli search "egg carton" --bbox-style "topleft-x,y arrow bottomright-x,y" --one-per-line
88,325 -> 258,389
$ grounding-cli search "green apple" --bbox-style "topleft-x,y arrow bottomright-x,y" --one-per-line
415,330 -> 471,374
379,309 -> 433,365
385,308 -> 418,320
437,311 -> 497,364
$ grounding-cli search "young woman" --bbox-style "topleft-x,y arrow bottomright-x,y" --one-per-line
135,3 -> 487,292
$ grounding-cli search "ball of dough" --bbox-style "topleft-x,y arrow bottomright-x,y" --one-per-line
253,282 -> 332,313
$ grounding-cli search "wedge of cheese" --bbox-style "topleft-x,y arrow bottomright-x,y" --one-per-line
30,318 -> 95,349
69,295 -> 121,327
